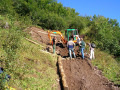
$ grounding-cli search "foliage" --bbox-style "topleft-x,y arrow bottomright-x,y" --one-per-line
2,29 -> 21,68
0,34 -> 58,89
39,12 -> 67,30
87,15 -> 120,56
0,0 -> 14,14
69,16 -> 86,32
0,0 -> 120,87
91,49 -> 120,85
0,0 -> 80,30
0,28 -> 21,89
0,14 -> 59,89
7,39 -> 58,89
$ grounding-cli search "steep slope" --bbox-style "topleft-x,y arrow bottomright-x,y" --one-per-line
27,26 -> 119,90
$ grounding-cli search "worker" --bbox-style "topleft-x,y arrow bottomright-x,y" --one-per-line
67,37 -> 76,59
89,42 -> 95,60
77,35 -> 81,45
0,67 -> 11,89
79,38 -> 85,59
52,36 -> 56,54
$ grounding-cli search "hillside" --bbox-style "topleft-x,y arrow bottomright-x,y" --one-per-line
0,0 -> 120,89
0,27 -> 60,89
26,26 -> 119,90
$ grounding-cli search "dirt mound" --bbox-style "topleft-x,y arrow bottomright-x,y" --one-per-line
26,27 -> 50,44
27,27 -> 119,90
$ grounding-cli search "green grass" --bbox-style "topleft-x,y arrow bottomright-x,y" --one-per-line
84,37 -> 120,85
0,15 -> 59,89
0,38 -> 59,89
0,14 -> 119,89
91,49 -> 120,85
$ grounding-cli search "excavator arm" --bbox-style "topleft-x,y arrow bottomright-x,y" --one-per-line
48,30 -> 67,44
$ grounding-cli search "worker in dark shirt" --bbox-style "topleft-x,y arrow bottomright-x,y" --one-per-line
80,38 -> 86,59
52,36 -> 56,54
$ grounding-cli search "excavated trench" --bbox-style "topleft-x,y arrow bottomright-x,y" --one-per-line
56,45 -> 118,90
26,27 -> 119,90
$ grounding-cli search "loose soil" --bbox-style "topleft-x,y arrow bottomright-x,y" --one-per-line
27,26 -> 119,90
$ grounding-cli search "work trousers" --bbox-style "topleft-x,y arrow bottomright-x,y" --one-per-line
90,49 -> 95,60
81,48 -> 85,59
53,44 -> 56,54
69,48 -> 76,59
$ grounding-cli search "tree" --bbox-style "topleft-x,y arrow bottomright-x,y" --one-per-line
0,0 -> 13,14
87,15 -> 120,56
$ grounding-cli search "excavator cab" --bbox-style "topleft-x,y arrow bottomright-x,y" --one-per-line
65,29 -> 78,42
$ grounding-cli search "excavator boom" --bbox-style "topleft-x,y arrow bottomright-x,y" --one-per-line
48,30 -> 67,44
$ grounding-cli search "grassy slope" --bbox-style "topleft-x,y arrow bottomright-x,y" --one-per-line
0,15 -> 59,89
0,14 -> 119,89
84,36 -> 120,85
92,49 -> 120,85
1,38 -> 59,89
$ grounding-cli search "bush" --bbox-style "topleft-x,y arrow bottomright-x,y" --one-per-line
32,11 -> 67,30
87,16 -> 120,56
0,28 -> 21,69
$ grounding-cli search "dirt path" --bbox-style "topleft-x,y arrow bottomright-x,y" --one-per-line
26,27 -> 119,90
62,58 -> 116,90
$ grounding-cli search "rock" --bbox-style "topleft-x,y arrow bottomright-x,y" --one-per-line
4,22 -> 9,29
56,50 -> 60,55
46,46 -> 53,53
